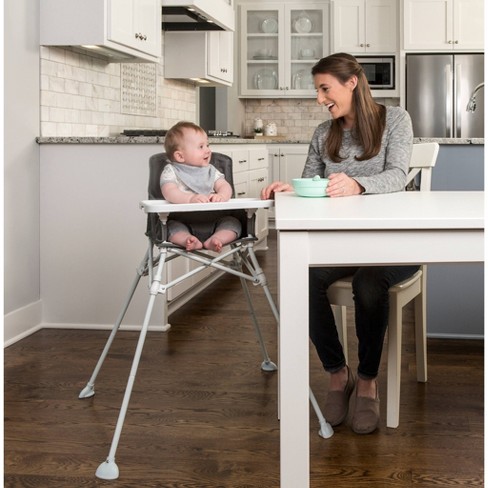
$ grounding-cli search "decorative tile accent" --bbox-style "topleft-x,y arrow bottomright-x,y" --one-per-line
121,63 -> 157,116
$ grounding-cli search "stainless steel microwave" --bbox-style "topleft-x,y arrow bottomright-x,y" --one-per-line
356,56 -> 395,89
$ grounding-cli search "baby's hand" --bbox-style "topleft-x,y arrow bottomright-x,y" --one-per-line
209,194 -> 227,203
190,194 -> 210,203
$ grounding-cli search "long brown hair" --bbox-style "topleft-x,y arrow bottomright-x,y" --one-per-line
311,53 -> 386,162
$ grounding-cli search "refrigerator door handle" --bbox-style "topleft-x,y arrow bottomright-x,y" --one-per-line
454,63 -> 462,138
445,64 -> 453,138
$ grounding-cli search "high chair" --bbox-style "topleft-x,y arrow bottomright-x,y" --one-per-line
327,142 -> 440,429
79,151 -> 332,480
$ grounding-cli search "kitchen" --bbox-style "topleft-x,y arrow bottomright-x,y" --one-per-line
4,0 -> 484,485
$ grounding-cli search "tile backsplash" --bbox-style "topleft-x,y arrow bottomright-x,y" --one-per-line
40,46 -> 197,137
243,97 -> 400,140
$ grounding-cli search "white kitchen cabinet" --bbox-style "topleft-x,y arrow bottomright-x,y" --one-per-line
165,31 -> 234,86
239,3 -> 330,98
332,0 -> 398,54
403,0 -> 484,51
40,0 -> 161,62
269,144 -> 309,183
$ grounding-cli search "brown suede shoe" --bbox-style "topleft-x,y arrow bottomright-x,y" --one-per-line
351,381 -> 380,434
324,366 -> 355,426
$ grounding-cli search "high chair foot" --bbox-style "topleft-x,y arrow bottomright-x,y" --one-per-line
79,383 -> 95,399
96,458 -> 119,480
261,360 -> 278,372
318,419 -> 334,439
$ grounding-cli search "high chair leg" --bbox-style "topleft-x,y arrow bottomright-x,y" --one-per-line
79,250 -> 150,399
240,276 -> 277,372
96,248 -> 166,480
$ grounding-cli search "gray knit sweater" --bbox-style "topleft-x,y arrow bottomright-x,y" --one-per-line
302,106 -> 413,194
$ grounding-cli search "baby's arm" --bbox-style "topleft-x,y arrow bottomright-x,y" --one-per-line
161,182 -> 210,203
209,178 -> 233,202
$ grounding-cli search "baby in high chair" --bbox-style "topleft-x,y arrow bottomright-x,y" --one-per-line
160,121 -> 241,253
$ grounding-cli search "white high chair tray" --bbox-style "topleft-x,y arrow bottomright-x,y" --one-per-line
140,198 -> 275,214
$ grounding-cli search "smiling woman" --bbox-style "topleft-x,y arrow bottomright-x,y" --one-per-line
261,51 -> 416,435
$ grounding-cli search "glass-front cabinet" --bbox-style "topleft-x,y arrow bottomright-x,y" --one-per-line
239,3 -> 330,97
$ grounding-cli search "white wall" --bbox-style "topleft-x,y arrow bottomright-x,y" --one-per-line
4,0 -> 42,342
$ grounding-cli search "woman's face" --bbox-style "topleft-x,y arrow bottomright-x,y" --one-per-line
314,73 -> 357,126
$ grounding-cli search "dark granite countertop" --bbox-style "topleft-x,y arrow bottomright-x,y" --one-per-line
36,136 -> 484,145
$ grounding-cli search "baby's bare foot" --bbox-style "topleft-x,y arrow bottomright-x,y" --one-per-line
186,236 -> 203,251
204,237 -> 223,253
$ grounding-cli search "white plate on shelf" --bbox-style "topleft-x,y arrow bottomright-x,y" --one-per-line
261,18 -> 278,33
254,69 -> 278,90
294,16 -> 312,33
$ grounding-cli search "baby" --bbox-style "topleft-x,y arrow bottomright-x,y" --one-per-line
160,121 -> 241,253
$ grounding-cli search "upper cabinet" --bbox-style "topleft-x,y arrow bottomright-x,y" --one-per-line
239,3 -> 330,98
40,0 -> 161,62
403,0 -> 484,51
164,31 -> 234,86
332,0 -> 398,54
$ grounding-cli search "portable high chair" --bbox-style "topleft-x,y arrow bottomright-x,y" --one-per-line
79,152 -> 273,479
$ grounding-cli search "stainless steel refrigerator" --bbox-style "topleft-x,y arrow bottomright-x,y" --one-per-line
406,53 -> 484,138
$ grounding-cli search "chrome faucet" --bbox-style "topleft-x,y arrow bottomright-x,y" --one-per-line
466,82 -> 484,112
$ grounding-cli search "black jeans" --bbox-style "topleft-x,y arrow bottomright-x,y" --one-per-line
309,265 -> 420,380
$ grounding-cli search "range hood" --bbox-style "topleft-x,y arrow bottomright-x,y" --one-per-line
161,0 -> 235,32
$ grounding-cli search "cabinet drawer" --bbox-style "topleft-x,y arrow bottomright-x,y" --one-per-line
249,148 -> 268,170
232,150 -> 250,173
233,172 -> 249,198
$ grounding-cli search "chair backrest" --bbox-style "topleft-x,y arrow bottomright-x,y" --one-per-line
145,151 -> 249,245
406,142 -> 439,191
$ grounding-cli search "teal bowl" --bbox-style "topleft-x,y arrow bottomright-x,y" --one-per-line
292,177 -> 329,198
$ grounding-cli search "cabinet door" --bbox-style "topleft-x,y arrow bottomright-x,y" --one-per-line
240,5 -> 283,96
365,0 -> 397,52
208,31 -> 234,84
453,0 -> 484,50
286,5 -> 330,95
403,0 -> 452,50
332,0 -> 365,53
108,0 -> 160,56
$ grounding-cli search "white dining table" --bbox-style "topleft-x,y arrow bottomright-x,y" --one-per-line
274,190 -> 484,488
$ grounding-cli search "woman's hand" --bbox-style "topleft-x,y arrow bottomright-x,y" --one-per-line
260,181 -> 293,200
327,173 -> 364,198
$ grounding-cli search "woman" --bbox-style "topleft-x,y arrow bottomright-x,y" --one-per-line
261,53 -> 418,434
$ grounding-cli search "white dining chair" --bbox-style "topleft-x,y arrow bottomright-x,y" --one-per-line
327,142 -> 440,428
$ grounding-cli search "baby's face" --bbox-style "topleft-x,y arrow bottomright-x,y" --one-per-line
178,129 -> 212,167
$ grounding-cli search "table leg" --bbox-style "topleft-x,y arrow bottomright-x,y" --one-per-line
279,231 -> 310,488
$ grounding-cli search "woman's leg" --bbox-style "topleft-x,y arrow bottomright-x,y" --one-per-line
309,266 -> 358,372
351,265 -> 420,382
309,266 -> 358,425
351,265 -> 420,433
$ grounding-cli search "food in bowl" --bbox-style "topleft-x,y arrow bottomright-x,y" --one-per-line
292,177 -> 329,197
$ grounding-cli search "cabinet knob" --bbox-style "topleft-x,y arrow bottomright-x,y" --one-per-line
257,177 -> 265,182
273,153 -> 279,157
360,43 -> 364,47
135,33 -> 147,41
448,40 -> 453,44
258,157 -> 265,161
237,191 -> 246,196
454,40 -> 459,44
239,159 -> 247,164
366,43 -> 370,47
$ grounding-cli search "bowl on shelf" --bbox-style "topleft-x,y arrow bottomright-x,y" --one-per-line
292,177 -> 329,197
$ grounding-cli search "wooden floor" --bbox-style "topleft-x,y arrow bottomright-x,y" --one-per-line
4,231 -> 484,487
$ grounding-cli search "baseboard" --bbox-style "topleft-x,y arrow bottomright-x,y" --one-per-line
427,332 -> 484,340
4,300 -> 43,347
